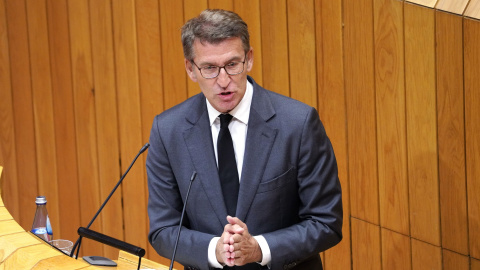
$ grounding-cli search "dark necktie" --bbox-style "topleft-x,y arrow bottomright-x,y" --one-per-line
217,114 -> 239,216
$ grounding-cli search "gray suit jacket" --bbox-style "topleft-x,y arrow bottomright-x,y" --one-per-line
147,76 -> 342,270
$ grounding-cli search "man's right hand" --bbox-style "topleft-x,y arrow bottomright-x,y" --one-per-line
216,216 -> 245,266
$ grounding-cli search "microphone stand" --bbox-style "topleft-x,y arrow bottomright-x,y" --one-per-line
70,143 -> 149,267
169,171 -> 197,270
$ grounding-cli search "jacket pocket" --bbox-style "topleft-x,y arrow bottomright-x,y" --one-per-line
257,166 -> 296,193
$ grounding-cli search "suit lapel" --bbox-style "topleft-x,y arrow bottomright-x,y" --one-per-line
183,95 -> 228,226
236,79 -> 277,221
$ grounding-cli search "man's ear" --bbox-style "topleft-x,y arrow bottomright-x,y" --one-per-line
185,59 -> 198,82
246,48 -> 254,72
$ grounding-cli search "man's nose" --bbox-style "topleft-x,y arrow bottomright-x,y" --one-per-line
216,67 -> 230,87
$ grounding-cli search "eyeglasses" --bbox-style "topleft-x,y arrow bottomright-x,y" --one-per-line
191,53 -> 247,79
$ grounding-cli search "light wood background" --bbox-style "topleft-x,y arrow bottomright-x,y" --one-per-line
1,0 -> 479,269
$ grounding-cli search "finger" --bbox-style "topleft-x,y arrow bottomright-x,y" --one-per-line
226,216 -> 246,234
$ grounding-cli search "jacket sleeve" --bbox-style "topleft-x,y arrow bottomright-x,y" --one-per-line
146,115 -> 214,270
263,107 -> 343,270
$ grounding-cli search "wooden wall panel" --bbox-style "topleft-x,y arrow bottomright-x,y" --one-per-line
352,218 -> 381,270
287,0 -> 317,108
159,0 -> 188,110
235,0 -> 263,86
465,17 -> 480,260
111,0 -> 148,252
89,0 -> 123,258
374,0 -> 409,235
136,0 -> 165,146
46,0 -> 81,243
411,239 -> 442,269
2,0 -> 480,268
0,0 -> 19,222
443,249 -> 470,270
436,10 -> 469,255
26,0 -> 61,235
315,0 -> 351,268
259,0 -> 289,96
184,0 -> 207,98
404,2 -> 440,246
5,0 -> 38,229
381,229 -> 411,269
344,0 -> 379,225
208,0 -> 233,10
472,258 -> 480,269
68,0 -> 103,256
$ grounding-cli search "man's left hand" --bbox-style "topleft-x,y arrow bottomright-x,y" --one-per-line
225,216 -> 262,266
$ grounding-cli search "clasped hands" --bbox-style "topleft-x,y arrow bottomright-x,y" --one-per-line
216,216 -> 262,267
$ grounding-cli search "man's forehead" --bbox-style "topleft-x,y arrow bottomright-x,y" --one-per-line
192,38 -> 244,63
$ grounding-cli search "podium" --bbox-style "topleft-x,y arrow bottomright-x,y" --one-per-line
0,194 -> 172,269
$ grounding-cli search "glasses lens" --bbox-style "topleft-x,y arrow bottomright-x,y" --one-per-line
225,62 -> 244,75
201,66 -> 220,78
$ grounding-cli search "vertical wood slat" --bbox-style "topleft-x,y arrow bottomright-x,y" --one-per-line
404,2 -> 440,246
234,0 -> 263,87
287,0 -> 317,108
136,0 -> 165,150
374,0 -> 409,235
344,0 -> 379,225
5,0 -> 39,229
159,0 -> 188,110
136,0 -> 166,262
436,10 -> 469,255
442,249 -> 470,270
68,0 -> 103,256
259,0 -> 289,96
351,218 -> 381,270
46,0 -> 81,242
89,0 -> 123,259
134,0 -> 166,262
207,0 -> 233,10
314,0 -> 351,268
411,239 -> 442,269
0,0 -> 19,222
25,0 -> 61,235
381,229 -> 411,269
183,0 -> 207,98
464,17 -> 480,260
111,0 -> 148,252
472,258 -> 480,269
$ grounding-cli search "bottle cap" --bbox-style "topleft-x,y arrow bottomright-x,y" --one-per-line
35,196 -> 47,204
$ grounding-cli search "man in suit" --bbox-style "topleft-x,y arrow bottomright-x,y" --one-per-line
147,9 -> 342,270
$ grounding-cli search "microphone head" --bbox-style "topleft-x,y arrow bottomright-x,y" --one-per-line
140,143 -> 150,154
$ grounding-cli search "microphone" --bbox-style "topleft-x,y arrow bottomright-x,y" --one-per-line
70,143 -> 150,268
78,227 -> 145,257
169,171 -> 197,270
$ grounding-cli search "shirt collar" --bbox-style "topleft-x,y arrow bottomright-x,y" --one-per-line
206,81 -> 253,126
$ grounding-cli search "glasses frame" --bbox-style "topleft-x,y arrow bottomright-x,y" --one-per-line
191,53 -> 247,79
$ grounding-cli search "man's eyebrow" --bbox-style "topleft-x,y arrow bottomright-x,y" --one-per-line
197,55 -> 243,66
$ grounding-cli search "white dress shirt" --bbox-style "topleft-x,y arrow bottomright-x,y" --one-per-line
206,81 -> 271,268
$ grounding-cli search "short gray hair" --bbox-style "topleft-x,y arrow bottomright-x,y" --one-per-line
181,9 -> 250,61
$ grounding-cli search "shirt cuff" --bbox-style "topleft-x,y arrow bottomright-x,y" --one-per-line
208,237 -> 223,268
254,235 -> 271,266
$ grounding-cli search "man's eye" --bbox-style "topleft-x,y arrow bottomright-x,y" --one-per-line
227,62 -> 239,67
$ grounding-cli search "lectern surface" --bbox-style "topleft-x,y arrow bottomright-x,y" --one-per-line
0,194 -> 172,269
